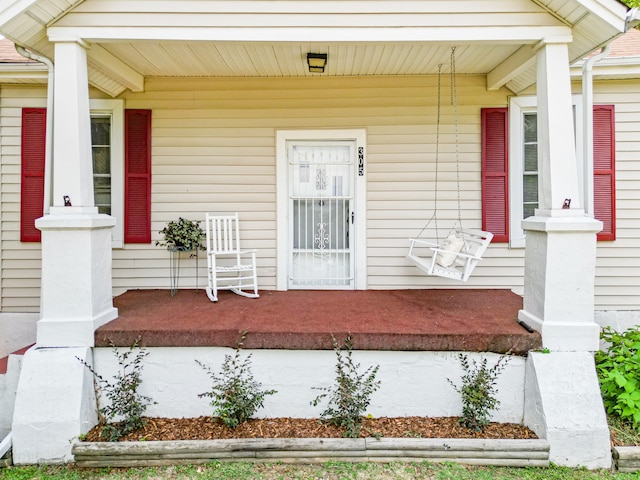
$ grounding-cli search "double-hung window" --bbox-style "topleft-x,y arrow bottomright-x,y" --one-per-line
90,99 -> 124,246
20,101 -> 151,246
481,96 -> 615,247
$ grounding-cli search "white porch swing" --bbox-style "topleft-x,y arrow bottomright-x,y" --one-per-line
407,48 -> 493,282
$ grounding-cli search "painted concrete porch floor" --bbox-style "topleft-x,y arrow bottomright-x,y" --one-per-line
97,289 -> 541,355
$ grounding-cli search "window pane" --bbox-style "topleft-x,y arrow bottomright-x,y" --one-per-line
524,144 -> 537,172
523,175 -> 538,202
522,112 -> 539,222
523,204 -> 536,219
524,113 -> 537,143
91,116 -> 111,214
92,147 -> 111,174
91,117 -> 110,146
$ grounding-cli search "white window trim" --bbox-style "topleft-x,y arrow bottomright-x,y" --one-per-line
508,95 -> 583,248
90,99 -> 124,248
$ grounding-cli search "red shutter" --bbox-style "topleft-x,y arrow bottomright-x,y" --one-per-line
481,108 -> 509,242
593,105 -> 615,241
124,109 -> 152,243
21,108 -> 46,242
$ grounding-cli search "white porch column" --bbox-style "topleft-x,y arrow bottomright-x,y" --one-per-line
35,40 -> 117,347
517,41 -> 602,353
519,42 -> 609,469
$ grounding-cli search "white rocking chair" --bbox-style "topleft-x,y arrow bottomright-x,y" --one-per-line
205,213 -> 259,302
407,228 -> 493,282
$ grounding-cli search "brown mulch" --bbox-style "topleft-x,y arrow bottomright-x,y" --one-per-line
83,416 -> 538,442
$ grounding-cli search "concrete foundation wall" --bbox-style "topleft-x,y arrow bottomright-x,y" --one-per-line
0,314 -> 37,358
92,347 -> 526,422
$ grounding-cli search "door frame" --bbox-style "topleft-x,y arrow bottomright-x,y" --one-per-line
276,129 -> 367,290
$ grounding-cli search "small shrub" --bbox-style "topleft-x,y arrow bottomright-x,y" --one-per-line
448,353 -> 508,432
311,335 -> 381,438
77,338 -> 155,441
196,332 -> 276,428
595,326 -> 640,426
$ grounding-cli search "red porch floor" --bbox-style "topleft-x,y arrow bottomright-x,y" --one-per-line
97,289 -> 541,355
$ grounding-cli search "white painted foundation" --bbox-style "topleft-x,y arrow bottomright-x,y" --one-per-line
92,347 -> 526,422
0,354 -> 23,440
595,310 -> 640,334
524,351 -> 610,469
0,313 -> 37,358
11,347 -> 98,465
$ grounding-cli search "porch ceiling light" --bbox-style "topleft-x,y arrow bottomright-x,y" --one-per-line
307,53 -> 327,73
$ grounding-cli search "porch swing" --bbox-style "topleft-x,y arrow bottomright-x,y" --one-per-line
406,48 -> 493,282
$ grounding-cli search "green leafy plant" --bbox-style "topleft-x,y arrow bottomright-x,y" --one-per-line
77,338 -> 155,441
448,353 -> 508,432
595,326 -> 640,427
196,332 -> 277,428
155,217 -> 205,251
311,335 -> 381,438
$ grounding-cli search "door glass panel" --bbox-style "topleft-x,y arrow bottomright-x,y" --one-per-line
289,142 -> 354,288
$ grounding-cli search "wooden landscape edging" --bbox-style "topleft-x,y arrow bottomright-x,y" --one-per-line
613,446 -> 640,472
73,437 -> 550,468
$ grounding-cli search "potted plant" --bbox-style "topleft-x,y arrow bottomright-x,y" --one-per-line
156,217 -> 206,252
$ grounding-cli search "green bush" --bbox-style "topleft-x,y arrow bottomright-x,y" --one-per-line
155,217 -> 205,251
448,353 -> 508,432
595,326 -> 640,426
196,333 -> 276,428
311,335 -> 381,438
77,338 -> 155,441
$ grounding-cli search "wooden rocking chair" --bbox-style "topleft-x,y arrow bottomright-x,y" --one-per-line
205,213 -> 259,302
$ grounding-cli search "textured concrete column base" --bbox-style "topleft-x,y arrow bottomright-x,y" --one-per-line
11,347 -> 98,464
524,351 -> 610,469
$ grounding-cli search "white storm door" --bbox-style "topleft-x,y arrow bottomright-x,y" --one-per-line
288,140 -> 355,288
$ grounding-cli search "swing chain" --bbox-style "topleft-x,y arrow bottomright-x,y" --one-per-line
451,47 -> 463,231
416,48 -> 463,242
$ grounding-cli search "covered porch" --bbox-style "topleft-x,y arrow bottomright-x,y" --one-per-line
98,289 -> 541,355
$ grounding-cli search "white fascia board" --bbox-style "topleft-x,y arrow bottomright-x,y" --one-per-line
86,43 -> 143,92
574,0 -> 628,32
570,57 -> 640,78
47,25 -> 571,43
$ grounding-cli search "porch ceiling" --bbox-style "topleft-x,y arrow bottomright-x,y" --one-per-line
0,0 -> 631,97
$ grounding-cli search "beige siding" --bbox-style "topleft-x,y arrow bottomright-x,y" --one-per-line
593,80 -> 640,310
117,75 -> 521,295
0,85 -> 47,311
2,75 -> 639,312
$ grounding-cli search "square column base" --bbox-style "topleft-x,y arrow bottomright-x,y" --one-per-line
519,215 -> 602,352
36,213 -> 117,347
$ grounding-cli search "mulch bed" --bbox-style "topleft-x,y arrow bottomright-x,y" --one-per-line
83,416 -> 538,442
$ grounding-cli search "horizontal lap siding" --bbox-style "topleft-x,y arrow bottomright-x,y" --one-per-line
1,76 -> 524,307
593,81 -> 640,310
8,76 -> 640,310
0,86 -> 47,311
121,76 -> 520,293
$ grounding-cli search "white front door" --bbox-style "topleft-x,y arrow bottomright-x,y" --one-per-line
277,130 -> 366,290
288,140 -> 354,288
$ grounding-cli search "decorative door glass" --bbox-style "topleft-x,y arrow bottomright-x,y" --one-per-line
288,141 -> 354,288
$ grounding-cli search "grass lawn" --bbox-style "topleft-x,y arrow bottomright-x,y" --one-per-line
1,462 -> 640,480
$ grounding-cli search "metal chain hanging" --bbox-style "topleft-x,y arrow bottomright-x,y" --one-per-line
451,47 -> 464,231
415,47 -> 462,243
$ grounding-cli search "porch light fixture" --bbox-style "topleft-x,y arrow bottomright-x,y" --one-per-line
307,53 -> 327,73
